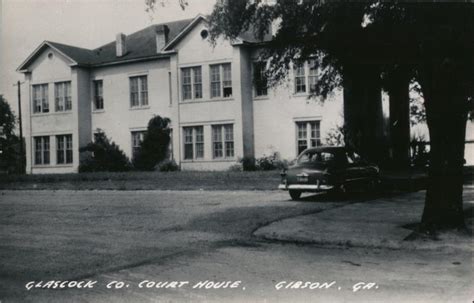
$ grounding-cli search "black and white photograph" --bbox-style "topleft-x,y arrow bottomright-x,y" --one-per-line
0,0 -> 473,302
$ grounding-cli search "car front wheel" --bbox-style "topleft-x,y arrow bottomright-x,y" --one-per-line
289,190 -> 302,200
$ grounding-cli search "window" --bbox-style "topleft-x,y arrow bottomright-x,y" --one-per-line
131,131 -> 146,159
308,59 -> 318,93
181,66 -> 202,100
294,61 -> 306,93
183,126 -> 204,160
210,63 -> 232,98
130,76 -> 148,107
93,80 -> 104,110
347,151 -> 362,164
56,134 -> 73,164
294,59 -> 319,94
55,81 -> 72,112
253,62 -> 268,97
296,121 -> 321,155
298,150 -> 336,165
34,136 -> 50,165
212,124 -> 234,158
32,84 -> 49,113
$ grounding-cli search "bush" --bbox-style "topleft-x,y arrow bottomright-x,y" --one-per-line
133,116 -> 171,171
239,156 -> 257,171
79,130 -> 132,172
157,159 -> 179,172
256,155 -> 276,170
238,152 -> 291,171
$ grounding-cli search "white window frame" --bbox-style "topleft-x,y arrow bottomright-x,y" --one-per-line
296,120 -> 321,155
210,63 -> 232,99
308,59 -> 318,93
183,126 -> 204,160
34,136 -> 50,165
129,75 -> 148,108
253,61 -> 268,97
54,81 -> 72,112
293,59 -> 319,94
32,84 -> 49,114
212,124 -> 234,159
93,80 -> 104,110
181,66 -> 202,101
56,134 -> 73,165
294,61 -> 306,94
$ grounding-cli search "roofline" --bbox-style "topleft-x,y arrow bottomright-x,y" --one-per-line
92,52 -> 176,68
163,14 -> 207,51
16,41 -> 78,73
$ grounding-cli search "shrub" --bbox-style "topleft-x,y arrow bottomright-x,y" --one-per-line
79,130 -> 132,172
237,152 -> 291,171
256,155 -> 276,170
239,156 -> 257,171
157,159 -> 179,172
133,116 -> 171,171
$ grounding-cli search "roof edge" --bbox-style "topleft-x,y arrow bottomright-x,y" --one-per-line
163,14 -> 207,51
16,41 -> 79,73
92,53 -> 176,68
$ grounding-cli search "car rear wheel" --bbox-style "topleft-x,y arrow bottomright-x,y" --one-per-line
289,190 -> 302,200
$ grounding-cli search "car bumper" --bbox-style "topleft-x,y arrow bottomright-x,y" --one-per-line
278,184 -> 334,191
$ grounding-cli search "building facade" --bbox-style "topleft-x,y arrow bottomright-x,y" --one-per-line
17,15 -> 343,174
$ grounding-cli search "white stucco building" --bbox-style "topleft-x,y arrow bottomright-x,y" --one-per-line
17,15 -> 344,174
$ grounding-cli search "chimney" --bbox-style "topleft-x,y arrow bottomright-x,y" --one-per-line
116,33 -> 127,57
156,25 -> 169,53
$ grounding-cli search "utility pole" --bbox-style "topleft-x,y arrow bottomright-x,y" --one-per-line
14,81 -> 24,174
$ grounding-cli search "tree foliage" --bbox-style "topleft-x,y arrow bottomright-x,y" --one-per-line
133,115 -> 172,171
79,130 -> 132,172
0,96 -> 24,174
209,1 -> 473,233
145,0 -> 188,12
0,95 -> 16,138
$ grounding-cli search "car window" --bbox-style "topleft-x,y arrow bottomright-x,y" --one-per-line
347,151 -> 362,164
298,153 -> 311,164
298,151 -> 336,164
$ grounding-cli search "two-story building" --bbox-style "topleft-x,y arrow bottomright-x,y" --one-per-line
17,14 -> 343,174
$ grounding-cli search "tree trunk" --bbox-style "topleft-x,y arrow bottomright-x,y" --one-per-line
343,64 -> 386,164
419,76 -> 468,232
388,69 -> 411,168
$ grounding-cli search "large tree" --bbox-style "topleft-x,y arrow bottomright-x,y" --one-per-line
145,0 -> 473,234
0,95 -> 24,173
206,1 -> 473,234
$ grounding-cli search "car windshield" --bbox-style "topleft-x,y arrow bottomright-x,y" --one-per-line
297,150 -> 337,164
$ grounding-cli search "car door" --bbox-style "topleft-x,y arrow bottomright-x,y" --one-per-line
345,151 -> 365,185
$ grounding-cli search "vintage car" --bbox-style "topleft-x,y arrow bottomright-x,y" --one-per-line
278,146 -> 380,200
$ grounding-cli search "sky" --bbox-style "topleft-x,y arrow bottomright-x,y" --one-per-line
0,0 -> 216,115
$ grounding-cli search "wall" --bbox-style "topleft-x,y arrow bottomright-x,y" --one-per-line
249,49 -> 344,161
173,20 -> 245,170
91,59 -> 172,160
26,47 -> 77,174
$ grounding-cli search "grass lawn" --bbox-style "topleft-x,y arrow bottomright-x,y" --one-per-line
0,170 -> 281,191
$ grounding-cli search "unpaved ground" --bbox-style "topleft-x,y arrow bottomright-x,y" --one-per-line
0,190 -> 472,302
